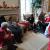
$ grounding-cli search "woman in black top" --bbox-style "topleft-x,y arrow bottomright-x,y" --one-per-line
0,15 -> 6,27
27,14 -> 35,30
27,14 -> 34,24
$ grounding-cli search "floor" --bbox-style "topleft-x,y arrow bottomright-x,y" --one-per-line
16,31 -> 48,50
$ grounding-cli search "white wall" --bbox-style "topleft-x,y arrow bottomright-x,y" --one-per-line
41,0 -> 48,13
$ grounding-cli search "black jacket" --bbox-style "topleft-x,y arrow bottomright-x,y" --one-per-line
27,17 -> 34,24
0,16 -> 6,26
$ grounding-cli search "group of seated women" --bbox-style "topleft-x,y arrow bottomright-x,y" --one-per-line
0,12 -> 50,50
0,16 -> 23,50
26,13 -> 48,33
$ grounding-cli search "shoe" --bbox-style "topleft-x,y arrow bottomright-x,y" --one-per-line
13,44 -> 18,48
17,41 -> 23,44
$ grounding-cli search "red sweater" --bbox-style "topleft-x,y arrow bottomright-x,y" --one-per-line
45,17 -> 50,23
0,28 -> 13,47
0,28 -> 4,47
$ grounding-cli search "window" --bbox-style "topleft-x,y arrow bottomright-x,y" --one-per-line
20,0 -> 32,21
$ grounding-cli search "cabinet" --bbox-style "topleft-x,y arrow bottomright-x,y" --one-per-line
0,8 -> 19,15
0,0 -> 20,21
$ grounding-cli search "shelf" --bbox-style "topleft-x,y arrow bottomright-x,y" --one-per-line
0,8 -> 19,16
0,7 -> 19,10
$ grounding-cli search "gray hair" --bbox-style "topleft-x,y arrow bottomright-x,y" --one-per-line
1,22 -> 9,28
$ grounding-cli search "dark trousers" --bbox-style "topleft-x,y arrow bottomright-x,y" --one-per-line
7,45 -> 17,50
3,39 -> 17,50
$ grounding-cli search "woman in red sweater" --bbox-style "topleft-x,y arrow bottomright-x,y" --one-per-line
0,22 -> 17,50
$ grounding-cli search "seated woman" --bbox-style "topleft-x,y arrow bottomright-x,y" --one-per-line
27,14 -> 35,30
37,12 -> 47,33
0,22 -> 17,50
8,16 -> 23,43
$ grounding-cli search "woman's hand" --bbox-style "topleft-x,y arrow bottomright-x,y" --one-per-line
4,34 -> 9,39
11,34 -> 14,36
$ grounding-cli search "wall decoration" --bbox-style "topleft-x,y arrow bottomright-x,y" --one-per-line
0,0 -> 19,8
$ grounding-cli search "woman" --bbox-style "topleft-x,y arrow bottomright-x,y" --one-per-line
8,16 -> 23,43
27,14 -> 35,30
0,15 -> 6,27
44,22 -> 50,37
1,22 -> 17,50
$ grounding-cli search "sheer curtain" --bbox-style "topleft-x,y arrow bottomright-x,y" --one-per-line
20,0 -> 32,21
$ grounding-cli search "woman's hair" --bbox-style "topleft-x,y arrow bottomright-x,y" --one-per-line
31,14 -> 33,16
8,16 -> 12,21
1,22 -> 8,28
